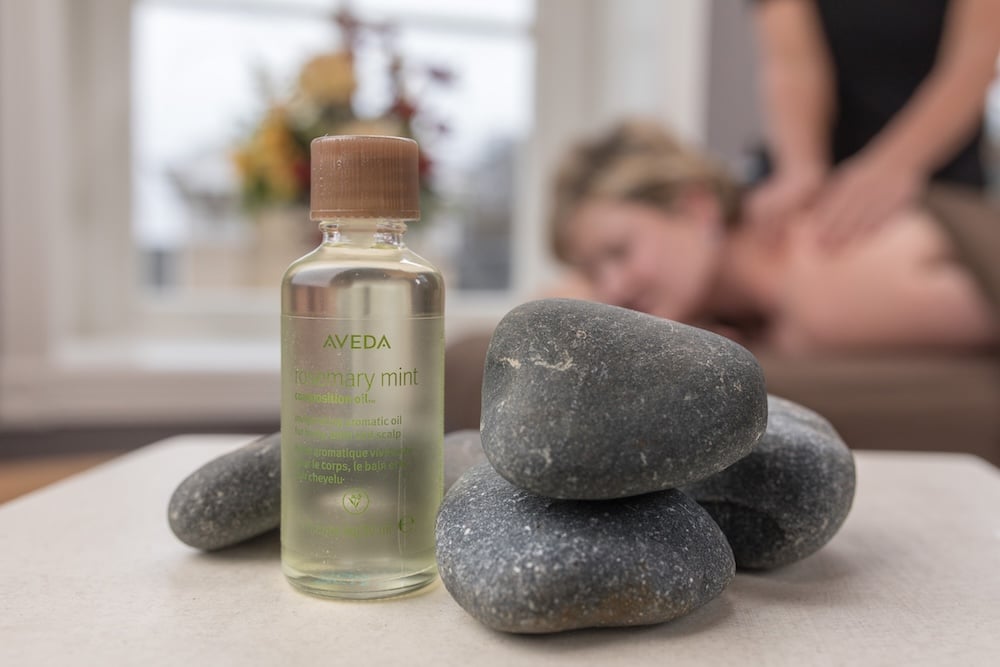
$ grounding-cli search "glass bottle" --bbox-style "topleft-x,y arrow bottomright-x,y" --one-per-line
280,135 -> 444,599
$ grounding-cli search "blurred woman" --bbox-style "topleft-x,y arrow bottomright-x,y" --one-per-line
549,120 -> 996,354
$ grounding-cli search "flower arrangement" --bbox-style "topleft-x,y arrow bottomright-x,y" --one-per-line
232,10 -> 451,213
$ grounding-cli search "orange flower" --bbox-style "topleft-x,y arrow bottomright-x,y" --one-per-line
234,107 -> 304,203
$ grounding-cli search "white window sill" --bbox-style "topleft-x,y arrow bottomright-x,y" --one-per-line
0,293 -> 508,427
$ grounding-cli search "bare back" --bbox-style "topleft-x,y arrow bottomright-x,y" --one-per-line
766,208 -> 997,354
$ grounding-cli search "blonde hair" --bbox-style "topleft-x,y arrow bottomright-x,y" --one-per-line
550,119 -> 742,261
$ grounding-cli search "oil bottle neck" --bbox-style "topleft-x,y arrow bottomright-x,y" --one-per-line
318,219 -> 408,248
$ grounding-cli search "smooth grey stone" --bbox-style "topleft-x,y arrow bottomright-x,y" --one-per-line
436,463 -> 735,634
444,429 -> 488,491
683,395 -> 856,569
481,298 -> 768,499
169,430 -> 472,550
168,433 -> 280,551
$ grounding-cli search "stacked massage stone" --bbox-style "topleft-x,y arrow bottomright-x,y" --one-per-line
436,299 -> 855,634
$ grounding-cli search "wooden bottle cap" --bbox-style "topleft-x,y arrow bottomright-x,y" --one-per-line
310,135 -> 421,221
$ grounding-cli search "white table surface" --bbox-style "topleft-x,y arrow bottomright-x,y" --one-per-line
1,435 -> 998,666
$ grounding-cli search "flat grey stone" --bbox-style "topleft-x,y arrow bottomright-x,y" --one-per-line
683,395 -> 856,569
436,463 -> 735,634
481,298 -> 768,499
168,433 -> 280,551
444,429 -> 488,491
168,430 -> 473,550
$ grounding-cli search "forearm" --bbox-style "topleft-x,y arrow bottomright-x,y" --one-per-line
754,0 -> 835,172
759,63 -> 833,172
863,0 -> 1000,175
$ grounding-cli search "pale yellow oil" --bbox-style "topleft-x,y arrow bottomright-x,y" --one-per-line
280,221 -> 444,599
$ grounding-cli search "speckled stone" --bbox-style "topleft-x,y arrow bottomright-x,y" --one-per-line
444,429 -> 488,491
435,463 -> 735,634
683,395 -> 856,569
481,298 -> 768,499
168,433 -> 280,551
168,429 -> 480,549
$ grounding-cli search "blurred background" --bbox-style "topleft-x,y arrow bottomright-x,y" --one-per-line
1,0 -> 998,495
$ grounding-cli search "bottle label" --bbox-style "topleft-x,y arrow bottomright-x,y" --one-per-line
280,314 -> 443,558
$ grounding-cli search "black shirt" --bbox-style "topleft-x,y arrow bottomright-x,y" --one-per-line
758,0 -> 986,188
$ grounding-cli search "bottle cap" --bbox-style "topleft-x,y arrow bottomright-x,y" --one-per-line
310,135 -> 421,221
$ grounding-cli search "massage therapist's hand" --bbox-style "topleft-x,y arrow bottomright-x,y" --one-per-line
810,152 -> 923,251
745,164 -> 826,245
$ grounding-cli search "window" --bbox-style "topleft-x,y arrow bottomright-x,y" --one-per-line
0,0 -> 711,425
133,0 -> 535,301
